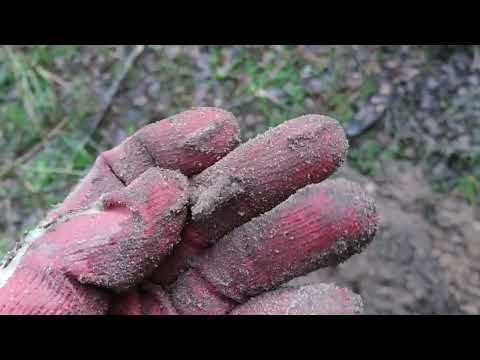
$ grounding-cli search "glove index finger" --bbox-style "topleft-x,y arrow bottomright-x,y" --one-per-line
153,114 -> 349,285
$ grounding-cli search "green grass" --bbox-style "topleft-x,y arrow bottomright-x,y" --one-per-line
0,240 -> 7,258
428,151 -> 480,205
328,93 -> 355,124
0,46 -> 99,252
349,137 -> 480,206
207,46 -> 308,127
205,46 -> 380,129
454,175 -> 479,205
348,140 -> 405,176
1,48 -> 57,157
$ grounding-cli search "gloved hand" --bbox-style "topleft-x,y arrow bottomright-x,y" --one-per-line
0,107 -> 378,315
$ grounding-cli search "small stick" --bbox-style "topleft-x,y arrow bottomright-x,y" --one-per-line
81,45 -> 145,143
0,117 -> 68,179
0,45 -> 146,181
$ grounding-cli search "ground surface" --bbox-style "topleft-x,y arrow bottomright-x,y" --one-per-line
0,45 -> 478,314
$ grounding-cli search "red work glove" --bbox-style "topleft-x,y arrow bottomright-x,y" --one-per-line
0,107 -> 378,315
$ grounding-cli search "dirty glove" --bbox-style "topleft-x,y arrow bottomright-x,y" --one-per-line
0,107 -> 378,315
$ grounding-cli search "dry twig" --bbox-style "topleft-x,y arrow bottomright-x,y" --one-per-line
81,45 -> 145,143
0,45 -> 145,181
0,118 -> 68,180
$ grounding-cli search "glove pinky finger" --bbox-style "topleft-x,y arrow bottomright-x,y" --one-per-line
229,283 -> 363,315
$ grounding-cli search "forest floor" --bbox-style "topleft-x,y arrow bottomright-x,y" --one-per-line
0,45 -> 478,314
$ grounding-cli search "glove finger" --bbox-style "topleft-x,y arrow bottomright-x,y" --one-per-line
167,179 -> 378,315
110,283 -> 363,316
46,107 -> 240,222
153,114 -> 348,284
60,168 -> 189,290
0,168 -> 188,314
104,106 -> 240,184
229,283 -> 363,315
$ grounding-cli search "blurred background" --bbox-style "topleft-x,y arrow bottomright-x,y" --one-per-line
0,45 -> 478,314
